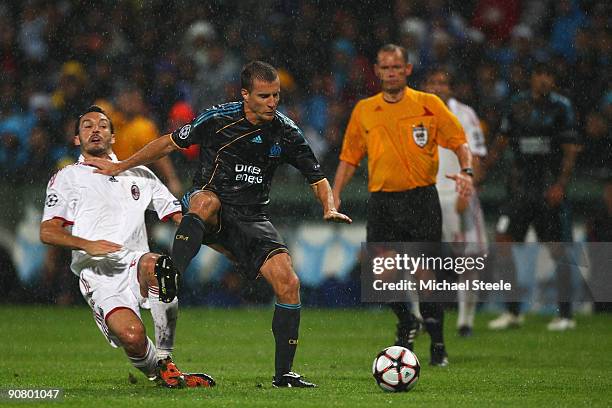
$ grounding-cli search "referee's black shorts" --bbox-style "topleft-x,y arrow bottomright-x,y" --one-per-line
367,184 -> 442,243
181,188 -> 288,280
367,185 -> 444,294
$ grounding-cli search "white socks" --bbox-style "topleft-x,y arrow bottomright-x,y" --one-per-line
148,287 -> 178,361
128,337 -> 158,378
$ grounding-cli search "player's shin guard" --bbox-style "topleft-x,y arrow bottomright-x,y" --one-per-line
421,302 -> 444,345
154,255 -> 180,303
128,337 -> 158,379
172,213 -> 209,274
272,303 -> 301,381
148,287 -> 178,361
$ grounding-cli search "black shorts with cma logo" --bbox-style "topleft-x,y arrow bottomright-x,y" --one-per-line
181,187 -> 288,280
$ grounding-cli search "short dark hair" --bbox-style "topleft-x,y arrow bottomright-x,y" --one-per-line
240,61 -> 278,91
424,65 -> 454,87
74,105 -> 114,135
377,44 -> 409,64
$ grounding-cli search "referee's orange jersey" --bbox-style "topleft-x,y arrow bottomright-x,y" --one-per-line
340,87 -> 467,192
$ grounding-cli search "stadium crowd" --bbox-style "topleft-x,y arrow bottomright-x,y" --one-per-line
0,0 -> 610,304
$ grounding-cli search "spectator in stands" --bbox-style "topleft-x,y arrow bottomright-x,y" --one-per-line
51,61 -> 91,126
192,43 -> 241,111
114,86 -> 183,196
550,0 -> 588,62
183,20 -> 216,72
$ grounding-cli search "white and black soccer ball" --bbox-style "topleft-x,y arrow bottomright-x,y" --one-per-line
372,346 -> 420,392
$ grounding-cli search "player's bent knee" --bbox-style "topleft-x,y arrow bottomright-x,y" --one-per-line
189,192 -> 221,220
119,323 -> 147,354
261,253 -> 300,302
286,273 -> 300,293
276,272 -> 300,303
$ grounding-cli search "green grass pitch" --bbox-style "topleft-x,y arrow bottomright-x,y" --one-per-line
2,306 -> 611,407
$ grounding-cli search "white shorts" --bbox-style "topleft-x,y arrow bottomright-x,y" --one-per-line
78,249 -> 149,348
439,191 -> 488,255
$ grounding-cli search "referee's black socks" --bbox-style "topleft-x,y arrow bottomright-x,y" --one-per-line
421,301 -> 445,345
172,213 -> 210,274
272,303 -> 301,380
390,302 -> 414,324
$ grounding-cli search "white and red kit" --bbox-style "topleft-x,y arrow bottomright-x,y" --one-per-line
436,98 -> 488,254
42,153 -> 181,346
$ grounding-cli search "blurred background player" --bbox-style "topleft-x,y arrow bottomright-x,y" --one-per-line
486,63 -> 582,331
332,44 -> 474,366
85,61 -> 352,387
39,105 -> 214,388
423,67 -> 488,337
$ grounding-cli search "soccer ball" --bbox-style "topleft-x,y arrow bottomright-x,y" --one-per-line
372,346 -> 420,392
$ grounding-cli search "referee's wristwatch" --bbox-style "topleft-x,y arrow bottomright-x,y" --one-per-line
461,168 -> 474,177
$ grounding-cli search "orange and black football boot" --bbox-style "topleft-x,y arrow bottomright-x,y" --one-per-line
183,372 -> 216,388
156,357 -> 186,388
156,357 -> 216,388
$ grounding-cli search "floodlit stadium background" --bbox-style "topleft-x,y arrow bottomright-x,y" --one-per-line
0,1 -> 609,309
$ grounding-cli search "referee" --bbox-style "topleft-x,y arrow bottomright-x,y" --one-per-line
332,44 -> 474,366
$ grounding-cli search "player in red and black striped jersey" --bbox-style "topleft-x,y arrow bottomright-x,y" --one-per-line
86,61 -> 351,388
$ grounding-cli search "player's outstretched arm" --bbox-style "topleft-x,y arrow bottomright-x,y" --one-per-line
40,219 -> 122,256
332,160 -> 358,210
84,134 -> 179,176
311,178 -> 352,224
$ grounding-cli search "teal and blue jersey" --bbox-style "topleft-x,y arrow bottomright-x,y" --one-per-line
171,101 -> 325,206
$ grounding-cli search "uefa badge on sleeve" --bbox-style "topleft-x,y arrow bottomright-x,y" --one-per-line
178,124 -> 191,140
45,193 -> 59,207
412,123 -> 428,148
